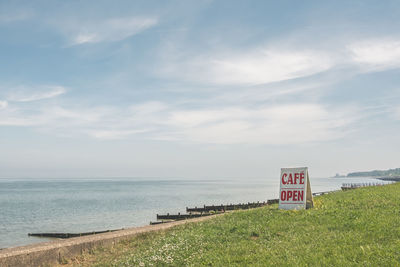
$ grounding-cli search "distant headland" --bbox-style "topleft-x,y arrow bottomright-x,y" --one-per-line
347,168 -> 400,177
333,168 -> 400,181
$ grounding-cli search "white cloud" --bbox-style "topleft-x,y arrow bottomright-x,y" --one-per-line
348,39 -> 400,71
0,108 -> 40,126
67,16 -> 158,45
0,103 -> 109,127
42,106 -> 110,123
128,101 -> 168,114
0,98 -> 360,145
87,129 -> 149,140
209,50 -> 332,85
160,36 -> 400,87
211,79 -> 327,106
161,47 -> 333,86
0,100 -> 166,140
394,106 -> 400,120
7,86 -> 66,102
0,100 -> 7,109
165,104 -> 358,144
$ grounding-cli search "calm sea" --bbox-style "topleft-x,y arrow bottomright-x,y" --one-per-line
0,177 -> 387,249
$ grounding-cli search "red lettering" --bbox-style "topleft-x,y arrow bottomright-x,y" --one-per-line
294,173 -> 299,184
281,190 -> 286,200
300,172 -> 305,184
298,190 -> 304,201
287,190 -> 293,200
288,173 -> 293,184
282,173 -> 287,184
281,190 -> 305,202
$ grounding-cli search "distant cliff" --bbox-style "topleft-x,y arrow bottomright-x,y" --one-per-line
347,168 -> 400,177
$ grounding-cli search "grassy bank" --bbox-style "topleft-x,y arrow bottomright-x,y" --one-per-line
63,183 -> 400,266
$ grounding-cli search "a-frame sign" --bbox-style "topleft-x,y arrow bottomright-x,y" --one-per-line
278,167 -> 313,210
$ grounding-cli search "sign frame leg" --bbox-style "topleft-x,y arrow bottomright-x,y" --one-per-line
305,170 -> 313,209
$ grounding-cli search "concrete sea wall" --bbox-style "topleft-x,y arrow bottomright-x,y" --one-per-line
0,215 -> 220,267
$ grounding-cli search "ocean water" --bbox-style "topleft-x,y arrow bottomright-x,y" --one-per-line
0,177 -> 387,249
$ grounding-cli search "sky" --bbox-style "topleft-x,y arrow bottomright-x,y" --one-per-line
0,0 -> 399,179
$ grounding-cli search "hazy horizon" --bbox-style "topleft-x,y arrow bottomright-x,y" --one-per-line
1,1 -> 399,179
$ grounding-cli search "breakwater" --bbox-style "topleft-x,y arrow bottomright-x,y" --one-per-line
341,181 -> 395,190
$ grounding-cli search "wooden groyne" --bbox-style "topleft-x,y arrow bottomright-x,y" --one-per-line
341,182 -> 393,190
267,199 -> 279,204
28,229 -> 121,239
157,212 -> 215,221
312,190 -> 340,196
186,201 -> 270,213
150,199 -> 279,225
152,195 -> 339,225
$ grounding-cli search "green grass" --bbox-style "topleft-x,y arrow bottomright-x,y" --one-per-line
66,183 -> 400,266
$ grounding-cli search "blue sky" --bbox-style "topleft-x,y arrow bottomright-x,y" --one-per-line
0,0 -> 399,179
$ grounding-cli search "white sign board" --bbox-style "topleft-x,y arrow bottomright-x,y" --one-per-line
279,167 -> 313,210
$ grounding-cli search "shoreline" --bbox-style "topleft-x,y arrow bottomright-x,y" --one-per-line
56,183 -> 400,266
0,177 -> 390,251
1,177 -> 388,250
2,182 -> 397,266
0,187 -> 341,266
0,213 -> 224,267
